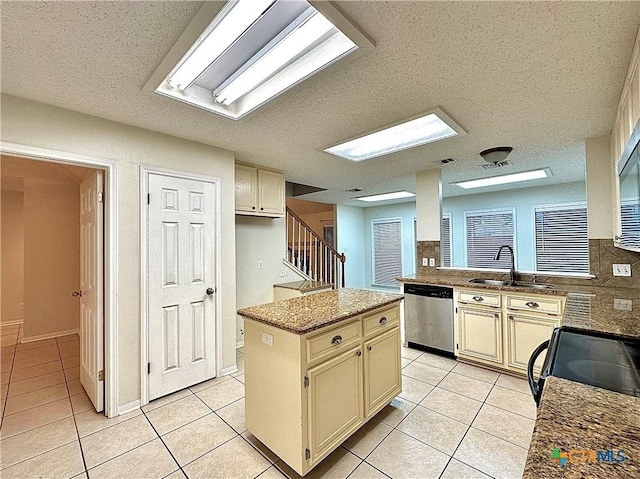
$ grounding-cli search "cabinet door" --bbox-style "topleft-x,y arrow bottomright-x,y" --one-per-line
235,165 -> 257,212
307,346 -> 363,466
364,328 -> 401,418
458,307 -> 503,364
507,313 -> 558,372
258,169 -> 284,216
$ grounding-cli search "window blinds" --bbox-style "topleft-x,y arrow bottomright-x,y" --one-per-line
441,215 -> 451,267
535,205 -> 589,273
621,202 -> 640,249
466,211 -> 514,268
373,219 -> 402,286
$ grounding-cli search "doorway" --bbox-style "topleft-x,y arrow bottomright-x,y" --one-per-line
0,142 -> 118,417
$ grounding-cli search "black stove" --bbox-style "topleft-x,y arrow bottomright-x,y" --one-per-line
528,326 -> 640,406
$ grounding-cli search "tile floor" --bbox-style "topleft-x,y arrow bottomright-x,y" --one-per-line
0,323 -> 536,479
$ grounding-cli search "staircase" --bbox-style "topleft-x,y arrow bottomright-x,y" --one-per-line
286,206 -> 346,288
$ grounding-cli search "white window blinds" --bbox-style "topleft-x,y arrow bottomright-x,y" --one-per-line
466,211 -> 514,268
534,205 -> 589,273
441,214 -> 451,267
373,219 -> 402,286
621,202 -> 640,249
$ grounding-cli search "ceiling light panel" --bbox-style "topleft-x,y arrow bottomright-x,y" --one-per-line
356,191 -> 416,202
452,169 -> 550,189
149,0 -> 373,120
324,109 -> 466,161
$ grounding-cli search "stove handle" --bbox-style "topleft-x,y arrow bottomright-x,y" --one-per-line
527,339 -> 549,405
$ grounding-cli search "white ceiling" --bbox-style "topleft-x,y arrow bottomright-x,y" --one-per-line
2,1 -> 639,205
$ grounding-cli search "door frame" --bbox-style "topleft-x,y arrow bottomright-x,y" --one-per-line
139,165 -> 223,407
0,141 -> 119,418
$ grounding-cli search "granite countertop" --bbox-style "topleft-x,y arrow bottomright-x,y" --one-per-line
273,280 -> 333,293
398,274 -> 640,339
523,377 -> 640,479
237,288 -> 403,334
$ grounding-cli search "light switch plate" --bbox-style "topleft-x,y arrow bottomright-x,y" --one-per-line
614,299 -> 632,311
612,264 -> 631,277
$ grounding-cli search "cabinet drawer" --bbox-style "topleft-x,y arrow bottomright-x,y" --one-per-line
506,295 -> 563,315
363,306 -> 399,337
458,290 -> 501,308
306,320 -> 361,364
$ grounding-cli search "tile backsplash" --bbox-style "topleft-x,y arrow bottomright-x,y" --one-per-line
416,239 -> 640,289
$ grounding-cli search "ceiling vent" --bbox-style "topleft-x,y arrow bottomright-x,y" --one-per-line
434,158 -> 456,165
480,160 -> 512,169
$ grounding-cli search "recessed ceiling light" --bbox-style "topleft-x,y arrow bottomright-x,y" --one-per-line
355,191 -> 416,202
324,108 -> 466,162
146,0 -> 373,120
452,169 -> 550,189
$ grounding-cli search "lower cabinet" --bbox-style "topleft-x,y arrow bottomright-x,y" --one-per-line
244,304 -> 401,476
458,307 -> 503,364
507,313 -> 557,372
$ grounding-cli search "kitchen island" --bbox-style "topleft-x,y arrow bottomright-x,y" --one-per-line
238,289 -> 403,476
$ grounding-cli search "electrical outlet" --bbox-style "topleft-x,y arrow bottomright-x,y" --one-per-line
422,258 -> 428,266
612,264 -> 631,277
258,260 -> 264,269
262,332 -> 274,347
284,269 -> 289,276
429,258 -> 436,267
614,299 -> 632,311
19,303 -> 24,310
280,267 -> 287,277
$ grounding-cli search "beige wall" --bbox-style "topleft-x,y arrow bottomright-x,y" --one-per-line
415,169 -> 441,241
1,94 -> 237,409
585,135 -> 614,239
23,179 -> 80,339
1,190 -> 24,323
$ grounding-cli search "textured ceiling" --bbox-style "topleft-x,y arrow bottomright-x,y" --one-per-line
2,1 -> 639,205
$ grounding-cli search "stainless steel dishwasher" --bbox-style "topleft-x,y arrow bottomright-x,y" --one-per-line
404,284 -> 454,355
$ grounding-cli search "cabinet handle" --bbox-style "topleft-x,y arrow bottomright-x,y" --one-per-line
509,315 -> 514,320
367,345 -> 372,351
252,206 -> 256,210
356,350 -> 362,357
260,207 -> 264,211
472,296 -> 484,302
331,335 -> 342,345
494,314 -> 499,319
525,301 -> 539,308
379,317 -> 387,325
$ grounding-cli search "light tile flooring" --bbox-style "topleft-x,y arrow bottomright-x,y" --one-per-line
1,323 -> 536,479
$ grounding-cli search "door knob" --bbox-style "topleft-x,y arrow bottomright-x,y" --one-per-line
206,288 -> 215,295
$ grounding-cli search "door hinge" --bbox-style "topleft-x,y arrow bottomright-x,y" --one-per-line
305,448 -> 310,460
303,376 -> 309,388
147,362 -> 151,374
98,370 -> 104,381
98,192 -> 104,203
147,193 -> 150,205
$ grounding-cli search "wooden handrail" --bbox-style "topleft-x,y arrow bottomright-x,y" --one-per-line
286,207 -> 345,263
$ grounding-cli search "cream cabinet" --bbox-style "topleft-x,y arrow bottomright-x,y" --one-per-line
235,164 -> 284,217
455,288 -> 564,374
244,304 -> 401,476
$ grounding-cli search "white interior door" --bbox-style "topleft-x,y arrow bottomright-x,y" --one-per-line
148,173 -> 218,401
80,170 -> 104,413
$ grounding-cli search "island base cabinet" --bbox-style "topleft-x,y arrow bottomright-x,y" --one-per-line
307,346 -> 363,466
364,328 -> 401,418
458,307 -> 503,364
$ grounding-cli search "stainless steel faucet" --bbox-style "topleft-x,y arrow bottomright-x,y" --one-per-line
494,245 -> 516,285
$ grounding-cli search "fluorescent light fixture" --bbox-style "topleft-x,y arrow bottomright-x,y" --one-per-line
355,191 -> 416,202
324,109 -> 465,161
167,0 -> 275,91
215,11 -> 352,105
452,169 -> 550,189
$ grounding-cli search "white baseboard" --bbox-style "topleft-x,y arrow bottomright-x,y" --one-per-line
1,319 -> 24,327
21,329 -> 79,343
118,400 -> 141,416
220,364 -> 239,376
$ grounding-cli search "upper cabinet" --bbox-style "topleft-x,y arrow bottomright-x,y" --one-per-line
235,164 -> 285,218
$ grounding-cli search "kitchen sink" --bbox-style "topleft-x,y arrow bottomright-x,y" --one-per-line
468,278 -> 555,289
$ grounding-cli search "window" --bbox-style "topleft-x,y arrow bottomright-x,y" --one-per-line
372,219 -> 402,286
534,204 -> 589,273
465,210 -> 514,268
441,214 -> 451,267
